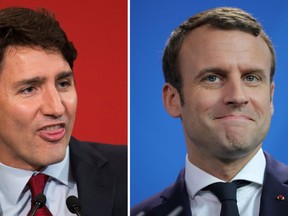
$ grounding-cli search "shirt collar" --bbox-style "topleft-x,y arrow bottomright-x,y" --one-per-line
185,148 -> 266,199
0,146 -> 73,205
41,147 -> 74,188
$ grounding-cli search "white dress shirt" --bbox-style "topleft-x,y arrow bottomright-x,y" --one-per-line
185,148 -> 266,216
0,147 -> 78,216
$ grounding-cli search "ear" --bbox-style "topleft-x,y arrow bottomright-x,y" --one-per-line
270,82 -> 275,115
162,83 -> 181,118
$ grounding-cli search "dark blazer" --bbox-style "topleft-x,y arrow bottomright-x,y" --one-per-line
69,137 -> 127,216
131,152 -> 288,216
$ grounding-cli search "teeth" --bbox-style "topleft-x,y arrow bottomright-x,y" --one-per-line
42,125 -> 62,131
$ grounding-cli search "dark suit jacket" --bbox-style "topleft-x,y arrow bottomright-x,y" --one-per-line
131,152 -> 288,216
69,137 -> 127,216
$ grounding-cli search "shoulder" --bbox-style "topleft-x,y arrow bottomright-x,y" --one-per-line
264,151 -> 288,180
69,136 -> 127,169
131,190 -> 165,216
69,136 -> 127,155
69,137 -> 127,215
131,169 -> 189,216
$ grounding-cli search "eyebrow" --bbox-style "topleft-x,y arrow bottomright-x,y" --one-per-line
195,67 -> 227,79
13,71 -> 74,89
196,67 -> 267,77
56,71 -> 74,81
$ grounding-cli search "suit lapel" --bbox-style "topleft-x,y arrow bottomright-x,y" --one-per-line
152,153 -> 288,216
152,169 -> 192,216
69,137 -> 117,216
259,153 -> 288,216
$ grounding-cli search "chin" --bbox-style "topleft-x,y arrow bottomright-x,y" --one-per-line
222,145 -> 256,159
41,148 -> 67,166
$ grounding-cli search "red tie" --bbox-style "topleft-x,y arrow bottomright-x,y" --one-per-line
27,173 -> 53,216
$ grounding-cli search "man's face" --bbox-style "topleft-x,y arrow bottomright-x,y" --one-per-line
163,26 -> 274,163
0,46 -> 77,170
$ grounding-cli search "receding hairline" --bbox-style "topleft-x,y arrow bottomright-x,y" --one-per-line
181,25 -> 273,70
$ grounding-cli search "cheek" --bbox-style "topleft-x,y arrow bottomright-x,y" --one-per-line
182,96 -> 217,123
2,102 -> 36,126
192,92 -> 221,113
64,92 -> 77,115
0,108 -> 34,144
182,88 -> 220,118
251,93 -> 273,116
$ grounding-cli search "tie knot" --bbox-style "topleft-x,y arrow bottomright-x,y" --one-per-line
204,181 -> 250,216
206,182 -> 237,202
28,173 -> 49,198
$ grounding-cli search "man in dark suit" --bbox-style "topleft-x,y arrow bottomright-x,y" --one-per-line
131,7 -> 288,216
69,137 -> 127,216
0,7 -> 127,215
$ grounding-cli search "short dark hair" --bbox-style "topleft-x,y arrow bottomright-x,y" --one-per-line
162,7 -> 275,104
0,7 -> 77,69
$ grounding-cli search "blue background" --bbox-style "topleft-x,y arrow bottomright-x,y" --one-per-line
130,0 -> 288,207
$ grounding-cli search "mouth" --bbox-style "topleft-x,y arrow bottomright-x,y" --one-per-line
215,114 -> 254,122
37,123 -> 66,142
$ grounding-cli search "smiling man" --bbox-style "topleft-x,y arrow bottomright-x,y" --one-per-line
0,7 -> 127,216
131,7 -> 288,216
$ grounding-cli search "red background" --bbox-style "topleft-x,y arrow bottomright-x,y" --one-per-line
0,0 -> 127,145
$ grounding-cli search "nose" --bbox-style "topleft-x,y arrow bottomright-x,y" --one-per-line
223,78 -> 249,106
40,87 -> 65,118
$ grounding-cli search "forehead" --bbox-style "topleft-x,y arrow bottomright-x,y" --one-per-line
0,46 -> 71,80
178,26 -> 272,76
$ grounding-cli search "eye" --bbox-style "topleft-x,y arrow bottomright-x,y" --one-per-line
244,74 -> 261,84
57,80 -> 71,89
20,86 -> 36,94
202,75 -> 221,83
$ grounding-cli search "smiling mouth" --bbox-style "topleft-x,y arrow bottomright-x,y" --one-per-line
215,115 -> 254,121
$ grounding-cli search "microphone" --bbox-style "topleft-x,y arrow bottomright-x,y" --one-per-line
135,211 -> 145,216
135,206 -> 183,216
66,195 -> 82,216
167,206 -> 183,216
29,193 -> 46,216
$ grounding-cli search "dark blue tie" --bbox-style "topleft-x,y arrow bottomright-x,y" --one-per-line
206,181 -> 248,216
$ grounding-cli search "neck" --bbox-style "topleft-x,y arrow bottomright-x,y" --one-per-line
187,146 -> 260,181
